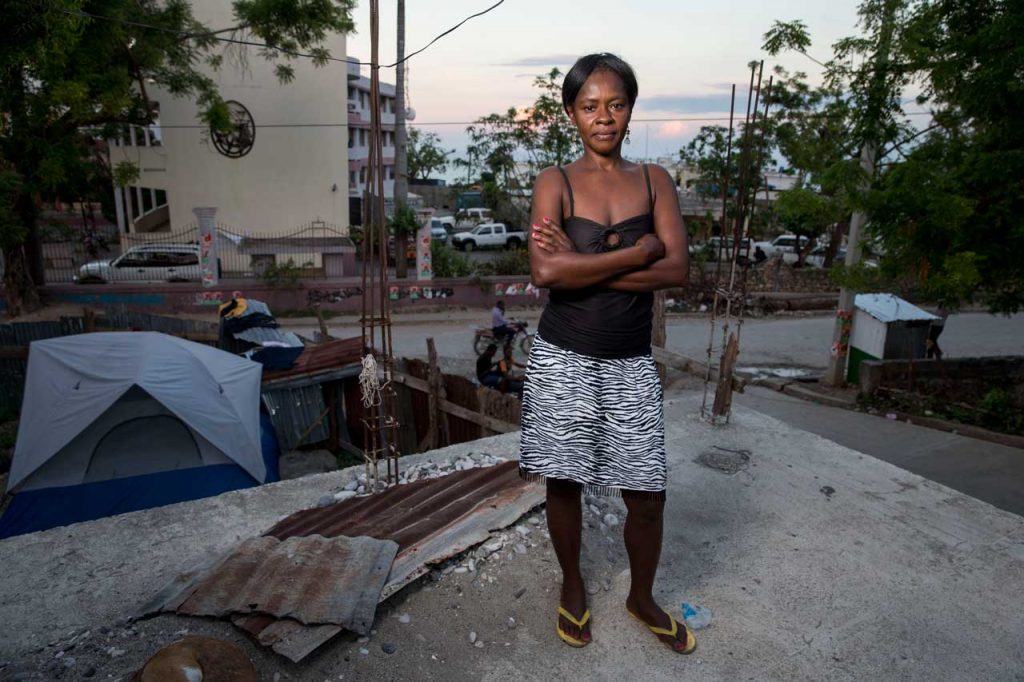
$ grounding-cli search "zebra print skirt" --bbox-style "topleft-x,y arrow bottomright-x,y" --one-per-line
518,333 -> 666,498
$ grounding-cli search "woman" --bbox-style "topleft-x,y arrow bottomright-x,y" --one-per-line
519,53 -> 692,653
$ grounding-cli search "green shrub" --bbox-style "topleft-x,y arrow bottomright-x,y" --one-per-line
260,258 -> 302,288
430,241 -> 473,278
472,248 -> 530,277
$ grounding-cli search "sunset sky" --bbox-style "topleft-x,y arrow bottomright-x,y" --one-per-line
346,0 -> 864,174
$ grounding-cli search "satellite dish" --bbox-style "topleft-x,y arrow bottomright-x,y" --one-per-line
405,107 -> 416,121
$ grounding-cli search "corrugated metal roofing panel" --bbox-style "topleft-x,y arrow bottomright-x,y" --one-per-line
261,385 -> 330,450
262,337 -> 363,383
159,534 -> 397,635
253,461 -> 543,661
855,293 -> 938,323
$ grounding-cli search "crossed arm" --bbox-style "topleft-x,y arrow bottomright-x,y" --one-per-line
528,165 -> 689,292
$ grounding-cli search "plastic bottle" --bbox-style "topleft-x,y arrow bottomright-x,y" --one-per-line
681,602 -> 712,630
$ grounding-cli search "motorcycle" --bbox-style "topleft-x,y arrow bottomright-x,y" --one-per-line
473,320 -> 533,356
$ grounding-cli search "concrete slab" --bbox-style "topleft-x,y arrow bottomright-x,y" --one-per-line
737,385 -> 1024,516
0,394 -> 1021,680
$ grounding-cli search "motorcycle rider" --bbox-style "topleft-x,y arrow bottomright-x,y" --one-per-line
491,300 -> 513,346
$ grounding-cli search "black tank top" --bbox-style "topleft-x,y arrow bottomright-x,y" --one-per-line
537,164 -> 655,359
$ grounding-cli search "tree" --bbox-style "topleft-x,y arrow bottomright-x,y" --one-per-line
407,128 -> 452,181
0,0 -> 354,315
765,0 -> 1023,313
458,68 -> 583,227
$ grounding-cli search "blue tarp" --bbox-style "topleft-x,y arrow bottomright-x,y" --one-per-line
0,414 -> 280,539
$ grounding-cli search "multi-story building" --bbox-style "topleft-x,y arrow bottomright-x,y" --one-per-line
107,1 -> 350,235
346,59 -> 397,201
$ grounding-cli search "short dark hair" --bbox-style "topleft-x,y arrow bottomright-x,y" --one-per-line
562,53 -> 638,111
486,343 -> 498,353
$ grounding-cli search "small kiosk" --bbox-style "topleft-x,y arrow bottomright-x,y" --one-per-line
847,293 -> 939,383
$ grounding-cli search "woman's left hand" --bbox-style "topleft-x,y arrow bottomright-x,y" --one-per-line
531,217 -> 575,253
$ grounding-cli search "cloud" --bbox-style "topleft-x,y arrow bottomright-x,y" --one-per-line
639,92 -> 737,114
499,54 -> 578,67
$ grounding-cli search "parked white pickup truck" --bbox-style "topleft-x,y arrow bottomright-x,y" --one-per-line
451,222 -> 527,251
753,233 -> 812,264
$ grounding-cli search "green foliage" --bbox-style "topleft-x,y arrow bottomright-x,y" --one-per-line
977,388 -> 1023,434
764,0 -> 1024,313
430,240 -> 472,278
260,258 -> 302,288
456,69 -> 584,227
387,204 -> 420,238
407,128 -> 452,181
472,248 -> 530,277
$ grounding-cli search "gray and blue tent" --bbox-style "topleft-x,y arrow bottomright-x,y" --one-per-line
0,332 -> 279,538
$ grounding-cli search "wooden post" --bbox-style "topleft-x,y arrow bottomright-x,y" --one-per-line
712,332 -> 740,419
652,290 -> 667,384
423,337 -> 441,451
83,307 -> 96,333
314,304 -> 331,342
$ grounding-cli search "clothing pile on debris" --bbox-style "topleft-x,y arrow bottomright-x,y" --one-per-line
138,458 -> 543,662
217,297 -> 305,371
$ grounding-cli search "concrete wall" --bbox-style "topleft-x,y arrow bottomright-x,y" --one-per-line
859,355 -> 1024,404
41,276 -> 546,314
108,0 -> 350,233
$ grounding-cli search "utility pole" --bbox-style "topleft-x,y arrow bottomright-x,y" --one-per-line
393,0 -> 409,278
822,0 -> 897,387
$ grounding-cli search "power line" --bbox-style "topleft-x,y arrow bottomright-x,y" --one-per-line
406,111 -> 935,126
55,0 -> 505,69
136,110 -> 932,130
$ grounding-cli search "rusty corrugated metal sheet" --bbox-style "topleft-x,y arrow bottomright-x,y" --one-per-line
142,461 -> 542,662
262,336 -> 362,383
151,534 -> 397,637
266,460 -> 544,598
250,460 -> 543,661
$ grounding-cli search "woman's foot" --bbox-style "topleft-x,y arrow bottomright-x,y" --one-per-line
625,594 -> 690,652
559,580 -> 592,644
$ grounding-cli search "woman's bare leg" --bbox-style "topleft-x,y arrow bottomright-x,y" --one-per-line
545,477 -> 591,642
622,490 -> 687,650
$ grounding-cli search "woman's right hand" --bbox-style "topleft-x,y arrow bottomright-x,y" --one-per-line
635,233 -> 666,264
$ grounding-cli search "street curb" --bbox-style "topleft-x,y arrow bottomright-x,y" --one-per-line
764,380 -> 1024,451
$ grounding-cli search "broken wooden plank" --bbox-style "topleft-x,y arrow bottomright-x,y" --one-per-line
651,345 -> 746,393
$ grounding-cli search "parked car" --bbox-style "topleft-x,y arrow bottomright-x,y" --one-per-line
753,234 -> 812,263
691,237 -> 752,261
454,207 -> 492,230
76,244 -> 201,283
430,217 -> 452,242
451,222 -> 527,251
806,245 -> 846,268
432,216 -> 456,232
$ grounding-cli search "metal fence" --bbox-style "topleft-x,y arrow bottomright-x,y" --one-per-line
0,309 -> 218,416
36,220 -> 356,284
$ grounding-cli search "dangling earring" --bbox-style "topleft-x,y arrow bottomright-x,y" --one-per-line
624,126 -> 631,144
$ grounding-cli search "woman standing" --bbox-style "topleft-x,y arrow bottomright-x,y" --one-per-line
519,53 -> 692,653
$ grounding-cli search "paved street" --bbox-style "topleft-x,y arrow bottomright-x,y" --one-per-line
293,310 -> 1024,371
735,386 -> 1024,516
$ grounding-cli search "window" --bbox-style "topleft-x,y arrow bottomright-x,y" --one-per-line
116,249 -> 146,267
477,226 -> 492,236
349,170 -> 357,187
385,165 -> 393,180
348,129 -> 354,148
359,167 -> 367,183
155,189 -> 167,207
168,250 -> 199,266
494,224 -> 505,234
348,86 -> 356,101
141,187 -> 154,214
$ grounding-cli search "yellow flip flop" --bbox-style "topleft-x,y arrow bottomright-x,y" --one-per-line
627,608 -> 697,654
556,605 -> 592,647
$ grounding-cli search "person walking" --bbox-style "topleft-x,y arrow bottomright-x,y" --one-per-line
926,303 -> 949,359
521,53 -> 693,653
